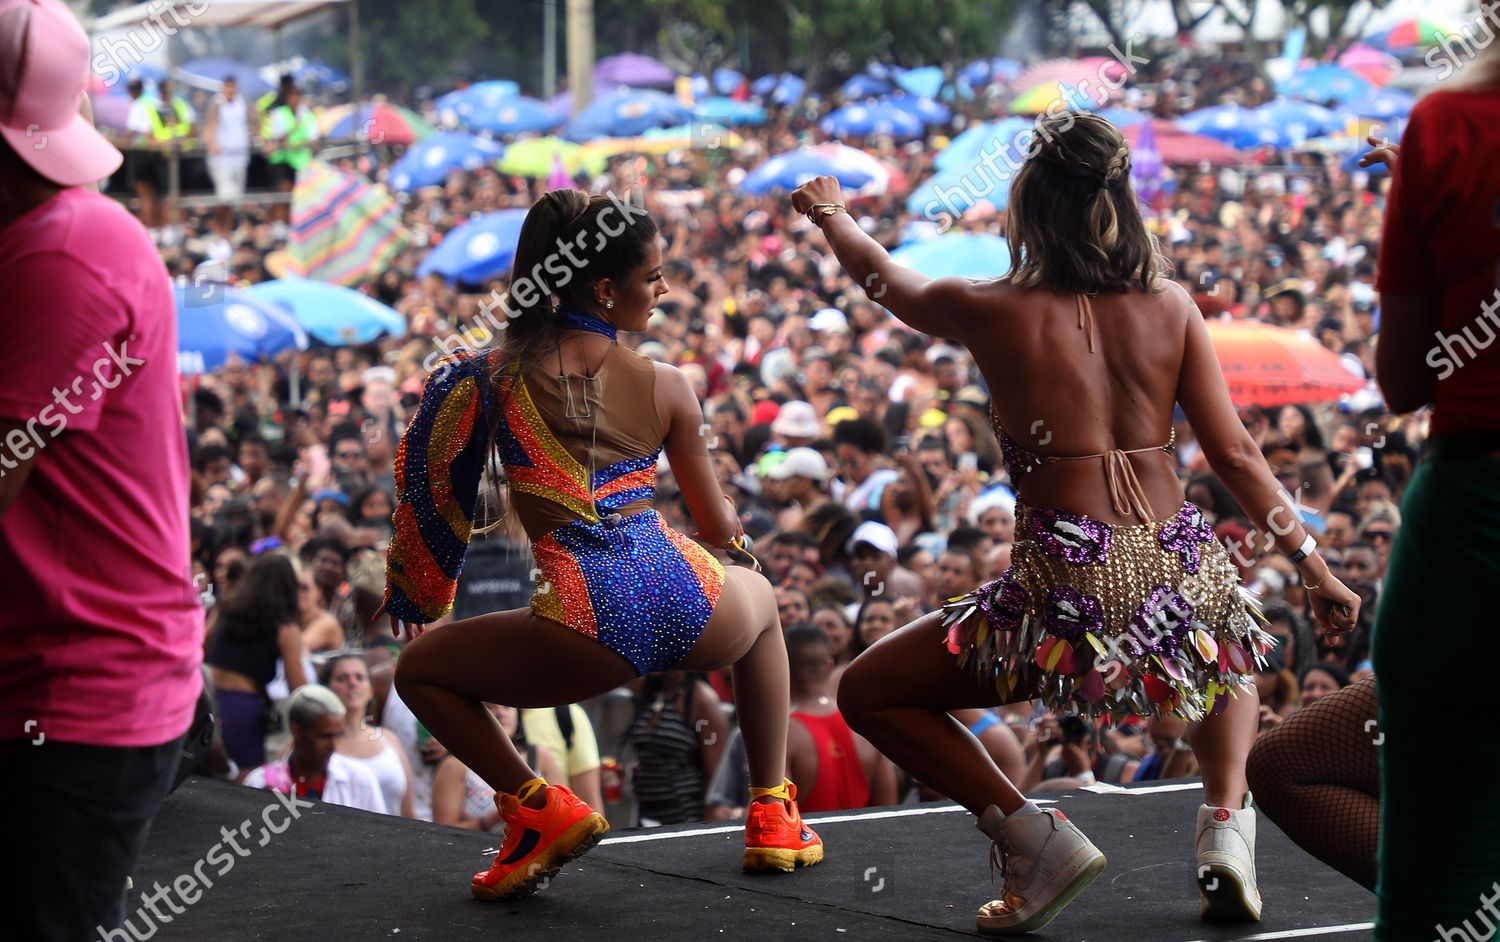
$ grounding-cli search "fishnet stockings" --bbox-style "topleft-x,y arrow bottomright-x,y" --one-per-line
1245,677 -> 1378,891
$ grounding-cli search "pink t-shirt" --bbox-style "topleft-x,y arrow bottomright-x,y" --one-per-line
0,188 -> 203,748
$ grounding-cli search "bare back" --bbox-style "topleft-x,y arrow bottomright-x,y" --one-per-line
955,278 -> 1194,526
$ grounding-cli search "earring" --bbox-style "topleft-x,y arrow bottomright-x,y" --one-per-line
605,300 -> 614,309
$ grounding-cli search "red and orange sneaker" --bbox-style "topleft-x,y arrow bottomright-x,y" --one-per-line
742,779 -> 824,872
471,778 -> 609,900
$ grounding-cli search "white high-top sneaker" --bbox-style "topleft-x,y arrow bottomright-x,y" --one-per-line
1195,791 -> 1262,922
975,807 -> 1108,936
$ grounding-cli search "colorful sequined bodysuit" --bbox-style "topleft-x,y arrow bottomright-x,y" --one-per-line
383,343 -> 725,675
940,294 -> 1273,720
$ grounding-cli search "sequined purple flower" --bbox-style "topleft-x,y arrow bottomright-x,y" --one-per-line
1159,503 -> 1215,574
979,572 -> 1027,633
1030,508 -> 1112,566
1126,585 -> 1195,656
1043,586 -> 1105,642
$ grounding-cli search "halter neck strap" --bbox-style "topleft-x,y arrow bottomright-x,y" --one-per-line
559,308 -> 619,341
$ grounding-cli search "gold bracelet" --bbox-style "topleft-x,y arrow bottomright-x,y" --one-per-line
1301,578 -> 1321,591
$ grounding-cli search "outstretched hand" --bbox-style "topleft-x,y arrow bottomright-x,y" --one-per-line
790,175 -> 847,216
1357,135 -> 1400,170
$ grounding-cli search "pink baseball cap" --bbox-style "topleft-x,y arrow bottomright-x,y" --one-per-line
0,0 -> 122,186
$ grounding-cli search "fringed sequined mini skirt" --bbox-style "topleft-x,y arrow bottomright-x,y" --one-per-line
940,501 -> 1274,721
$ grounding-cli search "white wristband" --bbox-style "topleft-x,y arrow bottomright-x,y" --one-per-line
1289,533 -> 1316,565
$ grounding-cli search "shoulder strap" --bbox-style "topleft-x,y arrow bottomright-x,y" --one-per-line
555,705 -> 575,751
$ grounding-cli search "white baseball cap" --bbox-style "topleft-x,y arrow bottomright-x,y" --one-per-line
765,447 -> 829,482
771,400 -> 821,439
845,520 -> 899,557
809,307 -> 848,333
0,0 -> 123,186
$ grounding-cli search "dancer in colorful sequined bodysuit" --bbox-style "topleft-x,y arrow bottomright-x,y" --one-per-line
382,190 -> 821,900
792,113 -> 1361,936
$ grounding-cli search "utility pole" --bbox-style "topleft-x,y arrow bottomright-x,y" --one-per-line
543,0 -> 556,100
566,0 -> 594,118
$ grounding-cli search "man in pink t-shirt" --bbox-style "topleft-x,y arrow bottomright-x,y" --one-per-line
0,2 -> 204,939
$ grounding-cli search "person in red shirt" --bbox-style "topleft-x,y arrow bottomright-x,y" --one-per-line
785,624 -> 896,811
0,2 -> 203,939
1368,38 -> 1500,942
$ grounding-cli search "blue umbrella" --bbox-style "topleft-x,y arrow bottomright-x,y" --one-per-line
459,96 -> 561,135
175,283 -> 308,374
1180,105 -> 1273,149
1278,65 -> 1373,104
713,68 -> 746,95
906,164 -> 1014,219
961,57 -> 1024,87
245,280 -> 407,346
884,95 -> 952,126
891,233 -> 1012,279
563,89 -> 691,141
896,66 -> 947,100
752,73 -> 806,106
820,102 -> 924,139
1345,87 -> 1415,120
435,81 -> 521,126
1253,99 -> 1342,146
1095,107 -> 1148,128
740,148 -> 879,195
840,74 -> 892,99
692,96 -> 768,126
933,117 -> 1030,171
388,132 -> 505,191
415,209 -> 529,286
175,57 -> 273,98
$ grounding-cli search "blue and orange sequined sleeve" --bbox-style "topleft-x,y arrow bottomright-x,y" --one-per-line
383,350 -> 495,623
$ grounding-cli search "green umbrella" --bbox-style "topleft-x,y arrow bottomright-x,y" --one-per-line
496,136 -> 606,179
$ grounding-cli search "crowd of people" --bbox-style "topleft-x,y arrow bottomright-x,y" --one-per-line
165,47 -> 1419,835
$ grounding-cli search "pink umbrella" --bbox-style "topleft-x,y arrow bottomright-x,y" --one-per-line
1123,120 -> 1242,166
1013,58 -> 1129,97
1337,44 -> 1401,87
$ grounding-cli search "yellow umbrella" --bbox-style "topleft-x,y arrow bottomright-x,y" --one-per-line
495,136 -> 606,178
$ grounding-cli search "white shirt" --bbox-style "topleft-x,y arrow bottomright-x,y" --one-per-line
211,93 -> 251,158
244,752 -> 388,815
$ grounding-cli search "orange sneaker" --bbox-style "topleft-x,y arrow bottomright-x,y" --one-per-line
471,778 -> 609,900
742,779 -> 824,872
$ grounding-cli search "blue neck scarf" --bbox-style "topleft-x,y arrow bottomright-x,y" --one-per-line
558,308 -> 618,341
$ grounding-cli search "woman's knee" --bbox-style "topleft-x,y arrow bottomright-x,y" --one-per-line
393,633 -> 438,692
836,656 -> 882,724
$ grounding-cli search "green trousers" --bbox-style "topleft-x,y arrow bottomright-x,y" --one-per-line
1373,449 -> 1500,942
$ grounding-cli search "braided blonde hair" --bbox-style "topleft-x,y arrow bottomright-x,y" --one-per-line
1006,112 -> 1166,295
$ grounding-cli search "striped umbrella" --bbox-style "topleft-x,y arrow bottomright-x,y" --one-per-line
1364,18 -> 1457,51
287,160 -> 411,286
1010,81 -> 1107,114
319,101 -> 435,145
1014,58 -> 1129,95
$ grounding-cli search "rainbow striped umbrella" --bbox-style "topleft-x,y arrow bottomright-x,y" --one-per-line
287,160 -> 412,286
1010,81 -> 1106,114
1364,18 -> 1456,51
319,101 -> 435,145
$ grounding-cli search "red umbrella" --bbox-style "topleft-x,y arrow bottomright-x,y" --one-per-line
1205,320 -> 1365,408
1124,120 -> 1242,166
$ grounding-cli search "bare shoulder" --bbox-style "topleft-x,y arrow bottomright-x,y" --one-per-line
651,359 -> 694,403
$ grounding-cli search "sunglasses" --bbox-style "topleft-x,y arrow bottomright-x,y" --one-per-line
336,450 -> 364,460
1364,530 -> 1394,542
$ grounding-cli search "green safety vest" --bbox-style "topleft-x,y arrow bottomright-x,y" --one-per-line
147,97 -> 192,142
267,105 -> 318,171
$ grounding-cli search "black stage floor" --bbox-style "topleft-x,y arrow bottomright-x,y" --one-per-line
127,778 -> 1374,941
